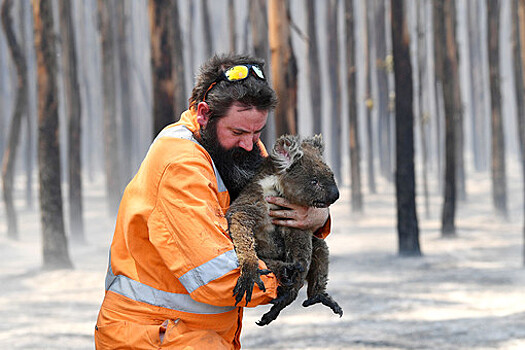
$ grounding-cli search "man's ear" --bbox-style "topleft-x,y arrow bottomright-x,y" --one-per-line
196,102 -> 211,128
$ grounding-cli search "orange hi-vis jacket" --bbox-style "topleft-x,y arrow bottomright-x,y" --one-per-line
95,109 -> 331,349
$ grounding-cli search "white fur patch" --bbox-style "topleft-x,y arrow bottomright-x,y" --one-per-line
258,175 -> 283,210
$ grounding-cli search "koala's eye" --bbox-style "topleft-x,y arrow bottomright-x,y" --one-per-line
311,179 -> 319,186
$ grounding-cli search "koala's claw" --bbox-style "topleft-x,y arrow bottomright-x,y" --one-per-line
233,268 -> 270,306
302,293 -> 343,317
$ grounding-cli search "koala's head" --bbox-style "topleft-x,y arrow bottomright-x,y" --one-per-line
270,134 -> 339,208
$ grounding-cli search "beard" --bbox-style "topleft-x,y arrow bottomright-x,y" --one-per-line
198,119 -> 264,201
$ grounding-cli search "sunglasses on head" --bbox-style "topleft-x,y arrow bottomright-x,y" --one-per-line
202,64 -> 266,102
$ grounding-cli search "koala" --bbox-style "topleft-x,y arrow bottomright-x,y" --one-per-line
226,134 -> 343,326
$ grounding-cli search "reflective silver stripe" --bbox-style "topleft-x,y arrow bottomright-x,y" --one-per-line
105,255 -> 236,315
151,125 -> 227,193
179,249 -> 239,293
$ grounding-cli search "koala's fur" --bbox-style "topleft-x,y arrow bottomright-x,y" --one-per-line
226,134 -> 343,326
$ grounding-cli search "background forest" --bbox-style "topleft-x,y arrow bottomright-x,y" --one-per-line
1,0 -> 525,349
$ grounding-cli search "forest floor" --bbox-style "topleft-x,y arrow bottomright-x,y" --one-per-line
0,164 -> 524,349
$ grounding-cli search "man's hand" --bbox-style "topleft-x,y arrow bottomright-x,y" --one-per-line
265,196 -> 329,231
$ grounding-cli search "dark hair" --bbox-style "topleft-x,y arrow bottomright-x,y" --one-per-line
189,54 -> 278,118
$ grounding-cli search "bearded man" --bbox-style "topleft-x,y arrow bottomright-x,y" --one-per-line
94,54 -> 332,349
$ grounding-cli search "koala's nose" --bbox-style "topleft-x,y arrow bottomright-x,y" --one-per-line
328,185 -> 340,204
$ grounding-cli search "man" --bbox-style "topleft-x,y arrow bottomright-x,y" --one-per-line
94,54 -> 331,349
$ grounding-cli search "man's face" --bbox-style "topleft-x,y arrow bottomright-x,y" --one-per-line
212,103 -> 268,151
198,102 -> 268,200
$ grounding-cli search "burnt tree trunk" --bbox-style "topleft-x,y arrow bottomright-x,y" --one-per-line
19,0 -> 34,210
364,1 -> 376,194
391,0 -> 421,256
451,0 -> 466,202
468,0 -> 488,172
416,0 -> 430,219
250,0 -> 269,66
326,0 -> 342,182
487,0 -> 508,217
305,0 -> 322,135
116,1 -> 133,183
59,0 -> 84,242
98,0 -> 122,215
268,0 -> 297,136
440,0 -> 458,236
201,0 -> 213,57
149,0 -> 175,137
228,0 -> 236,53
345,0 -> 363,212
33,0 -> 73,269
375,0 -> 392,182
1,0 -> 28,239
249,0 -> 273,145
172,0 -> 186,116
433,0 -> 445,192
513,0 -> 525,265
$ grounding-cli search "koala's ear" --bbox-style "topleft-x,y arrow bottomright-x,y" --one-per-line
303,134 -> 325,154
271,135 -> 303,172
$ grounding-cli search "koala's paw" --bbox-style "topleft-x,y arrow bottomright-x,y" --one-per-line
278,262 -> 305,287
256,308 -> 279,326
302,292 -> 343,317
233,266 -> 271,306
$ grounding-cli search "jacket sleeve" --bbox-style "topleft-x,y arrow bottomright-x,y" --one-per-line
314,216 -> 332,239
147,149 -> 277,308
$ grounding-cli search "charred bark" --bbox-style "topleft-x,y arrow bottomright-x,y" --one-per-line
98,0 -> 122,215
1,0 -> 28,239
249,0 -> 272,145
468,0 -> 489,172
116,1 -> 133,184
149,0 -> 175,137
19,0 -> 34,211
364,1 -> 376,194
513,0 -> 525,265
59,0 -> 85,242
487,0 -> 508,217
201,0 -> 213,57
450,0 -> 466,202
326,0 -> 342,183
375,0 -> 392,182
391,0 -> 421,256
345,0 -> 363,212
172,0 -> 186,117
228,0 -> 236,53
433,0 -> 445,192
268,0 -> 297,136
305,0 -> 322,135
440,0 -> 459,236
416,0 -> 430,219
33,0 -> 73,269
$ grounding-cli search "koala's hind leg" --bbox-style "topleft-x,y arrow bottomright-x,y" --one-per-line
302,236 -> 343,317
256,286 -> 298,326
281,227 -> 312,281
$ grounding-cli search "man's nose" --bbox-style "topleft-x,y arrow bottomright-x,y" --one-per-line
239,135 -> 254,152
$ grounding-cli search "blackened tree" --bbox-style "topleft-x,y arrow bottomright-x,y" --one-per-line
391,0 -> 421,256
33,0 -> 73,269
